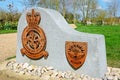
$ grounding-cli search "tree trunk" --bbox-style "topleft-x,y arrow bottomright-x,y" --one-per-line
73,0 -> 76,24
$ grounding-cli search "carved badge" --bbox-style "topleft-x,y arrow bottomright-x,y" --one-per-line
21,9 -> 48,59
65,41 -> 87,69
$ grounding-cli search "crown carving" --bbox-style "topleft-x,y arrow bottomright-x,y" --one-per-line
26,9 -> 41,26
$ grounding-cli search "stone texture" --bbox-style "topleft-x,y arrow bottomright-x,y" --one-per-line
16,7 -> 107,78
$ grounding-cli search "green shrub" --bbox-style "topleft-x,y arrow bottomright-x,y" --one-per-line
96,20 -> 103,25
0,23 -> 4,30
4,22 -> 11,30
10,22 -> 17,30
3,22 -> 17,30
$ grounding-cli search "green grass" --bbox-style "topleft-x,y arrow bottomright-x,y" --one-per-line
5,56 -> 16,60
0,30 -> 17,34
75,24 -> 120,68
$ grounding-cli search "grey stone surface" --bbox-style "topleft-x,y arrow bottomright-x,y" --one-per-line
16,7 -> 107,78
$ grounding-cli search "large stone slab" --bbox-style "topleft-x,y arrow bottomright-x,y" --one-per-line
16,7 -> 107,78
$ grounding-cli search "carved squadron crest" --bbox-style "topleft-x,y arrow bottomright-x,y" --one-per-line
21,9 -> 48,59
65,41 -> 87,69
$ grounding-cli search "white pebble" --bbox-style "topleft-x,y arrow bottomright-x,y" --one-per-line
107,67 -> 112,73
5,61 -> 120,80
64,72 -> 71,79
82,76 -> 88,80
56,71 -> 63,78
47,66 -> 54,70
113,76 -> 118,80
23,63 -> 29,69
19,71 -> 25,75
13,63 -> 19,70
107,76 -> 113,80
27,65 -> 36,71
80,74 -> 85,79
51,70 -> 58,78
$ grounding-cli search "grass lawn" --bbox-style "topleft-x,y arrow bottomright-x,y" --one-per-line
75,24 -> 120,68
0,30 -> 17,34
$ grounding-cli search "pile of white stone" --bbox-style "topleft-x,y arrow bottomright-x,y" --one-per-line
6,61 -> 120,80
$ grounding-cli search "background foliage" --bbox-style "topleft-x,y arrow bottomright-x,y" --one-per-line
76,24 -> 120,68
0,0 -> 120,30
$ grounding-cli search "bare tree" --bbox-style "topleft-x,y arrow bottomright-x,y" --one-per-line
38,0 -> 49,8
78,0 -> 89,21
0,9 -> 6,29
48,0 -> 60,11
107,0 -> 120,17
52,0 -> 59,11
107,0 -> 120,24
21,0 -> 39,9
7,2 -> 18,22
96,9 -> 106,23
37,0 -> 57,11
21,0 -> 67,16
77,0 -> 98,22
90,0 -> 97,18
60,0 -> 66,17
72,0 -> 77,24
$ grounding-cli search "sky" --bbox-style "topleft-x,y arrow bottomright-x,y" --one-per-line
98,0 -> 108,9
0,0 -> 115,13
0,0 -> 24,12
1,0 -> 120,19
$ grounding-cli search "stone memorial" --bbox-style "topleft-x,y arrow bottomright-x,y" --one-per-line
16,7 -> 107,78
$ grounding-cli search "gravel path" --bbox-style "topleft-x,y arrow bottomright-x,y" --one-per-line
0,33 -> 17,62
0,33 -> 25,80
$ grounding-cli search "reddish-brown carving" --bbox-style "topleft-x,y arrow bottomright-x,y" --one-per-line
21,9 -> 48,59
65,41 -> 87,69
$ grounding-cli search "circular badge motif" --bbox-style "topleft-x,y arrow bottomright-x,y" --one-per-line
20,9 -> 48,59
22,27 -> 46,54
